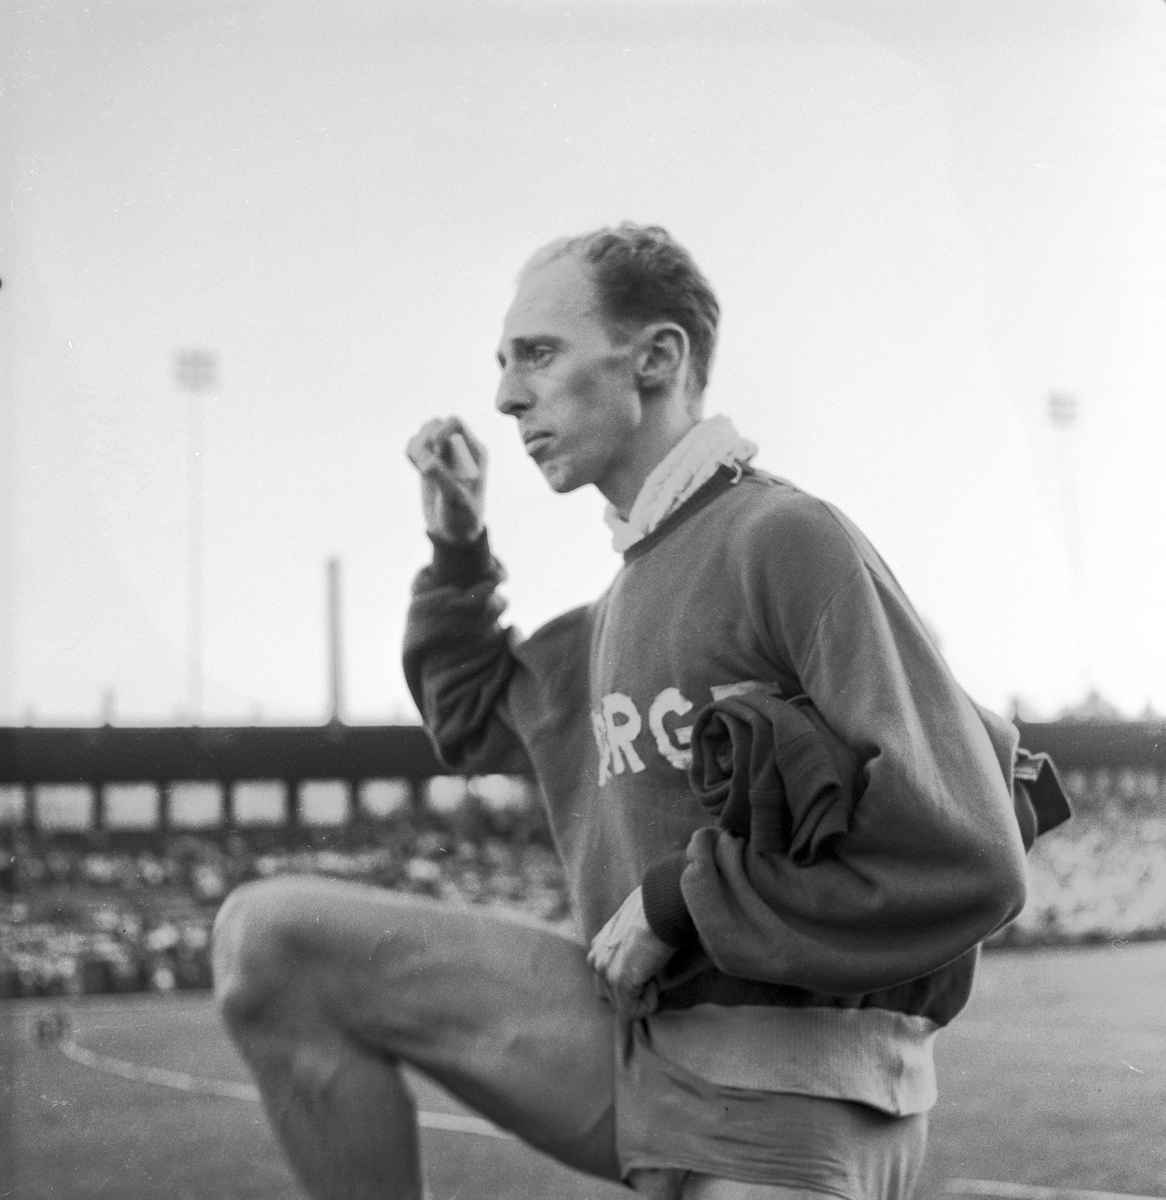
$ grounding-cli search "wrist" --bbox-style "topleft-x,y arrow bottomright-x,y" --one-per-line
641,851 -> 697,949
428,528 -> 493,589
427,523 -> 483,547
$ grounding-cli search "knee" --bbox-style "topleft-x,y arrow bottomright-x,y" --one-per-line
212,875 -> 321,1034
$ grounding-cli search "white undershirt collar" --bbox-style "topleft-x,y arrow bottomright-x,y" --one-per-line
603,415 -> 758,553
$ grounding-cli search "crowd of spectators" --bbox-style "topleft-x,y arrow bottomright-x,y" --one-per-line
989,769 -> 1166,947
3,770 -> 1165,997
0,793 -> 569,1000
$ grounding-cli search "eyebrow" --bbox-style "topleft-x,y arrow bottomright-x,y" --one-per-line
496,335 -> 565,366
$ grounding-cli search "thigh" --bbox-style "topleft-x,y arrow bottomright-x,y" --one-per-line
225,874 -> 620,1178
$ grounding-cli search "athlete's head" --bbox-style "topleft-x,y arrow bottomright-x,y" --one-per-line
495,224 -> 718,509
526,224 -> 720,396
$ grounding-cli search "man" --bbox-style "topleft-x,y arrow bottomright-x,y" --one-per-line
214,224 -> 1035,1200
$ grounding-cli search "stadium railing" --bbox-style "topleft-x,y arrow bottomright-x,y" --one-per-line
0,718 -> 1163,837
1014,717 -> 1166,812
0,724 -> 476,837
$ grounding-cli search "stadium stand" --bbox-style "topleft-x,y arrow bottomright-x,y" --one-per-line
2,721 -> 1165,996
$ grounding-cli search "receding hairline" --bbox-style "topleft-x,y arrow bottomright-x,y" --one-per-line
514,238 -> 664,344
511,240 -> 637,343
513,226 -> 718,397
516,237 -> 576,284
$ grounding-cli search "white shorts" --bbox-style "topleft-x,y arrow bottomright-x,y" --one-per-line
614,1018 -> 928,1200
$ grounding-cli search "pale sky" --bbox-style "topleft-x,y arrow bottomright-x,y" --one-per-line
1,0 -> 1163,726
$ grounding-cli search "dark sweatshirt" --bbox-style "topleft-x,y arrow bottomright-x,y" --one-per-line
404,465 -> 1032,1114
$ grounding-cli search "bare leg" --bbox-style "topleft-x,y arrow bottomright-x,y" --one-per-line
213,875 -> 621,1200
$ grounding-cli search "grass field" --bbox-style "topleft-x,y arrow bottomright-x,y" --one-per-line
2,940 -> 1165,1200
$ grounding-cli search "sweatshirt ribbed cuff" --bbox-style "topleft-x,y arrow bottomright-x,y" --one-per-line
641,851 -> 697,948
429,530 -> 493,589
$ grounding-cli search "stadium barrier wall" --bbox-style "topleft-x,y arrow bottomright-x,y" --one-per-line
1,719 -> 1164,836
0,724 -> 459,836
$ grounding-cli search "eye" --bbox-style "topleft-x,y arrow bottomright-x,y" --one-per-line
527,344 -> 554,366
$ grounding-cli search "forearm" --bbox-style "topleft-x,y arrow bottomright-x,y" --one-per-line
680,820 -> 1024,994
641,583 -> 1028,993
403,530 -> 531,776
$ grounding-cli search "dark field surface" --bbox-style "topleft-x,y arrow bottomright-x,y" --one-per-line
2,941 -> 1165,1200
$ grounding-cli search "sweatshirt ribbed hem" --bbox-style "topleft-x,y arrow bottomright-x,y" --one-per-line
429,530 -> 493,589
641,852 -> 696,947
645,1003 -> 939,1117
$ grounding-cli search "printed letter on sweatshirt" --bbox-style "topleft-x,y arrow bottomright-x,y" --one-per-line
591,710 -> 614,786
649,687 -> 694,770
602,693 -> 645,775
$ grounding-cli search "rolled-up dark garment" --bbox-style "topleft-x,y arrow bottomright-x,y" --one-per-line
1010,747 -> 1072,847
687,685 -> 862,865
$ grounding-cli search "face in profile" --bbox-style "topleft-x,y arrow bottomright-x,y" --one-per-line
495,253 -> 642,496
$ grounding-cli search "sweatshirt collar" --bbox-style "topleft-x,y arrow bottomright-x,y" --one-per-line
603,415 -> 758,553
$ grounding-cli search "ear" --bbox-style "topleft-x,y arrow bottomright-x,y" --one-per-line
634,323 -> 689,394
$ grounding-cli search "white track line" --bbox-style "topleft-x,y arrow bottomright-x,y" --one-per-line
57,1037 -> 513,1139
946,1180 -> 1165,1200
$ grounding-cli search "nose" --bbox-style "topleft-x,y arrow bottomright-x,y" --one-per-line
495,368 -> 531,417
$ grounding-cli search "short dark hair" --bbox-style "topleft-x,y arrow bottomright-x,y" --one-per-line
532,223 -> 720,392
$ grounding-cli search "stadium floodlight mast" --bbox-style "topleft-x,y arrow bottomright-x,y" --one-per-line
175,349 -> 218,724
1047,390 -> 1091,693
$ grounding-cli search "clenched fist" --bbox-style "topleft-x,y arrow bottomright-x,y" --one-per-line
406,418 -> 487,545
587,886 -> 675,1021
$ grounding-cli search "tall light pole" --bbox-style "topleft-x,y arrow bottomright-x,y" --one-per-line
0,274 -> 13,725
327,557 -> 344,725
0,8 -> 15,725
1048,392 -> 1080,573
175,349 -> 217,723
1048,391 -> 1090,693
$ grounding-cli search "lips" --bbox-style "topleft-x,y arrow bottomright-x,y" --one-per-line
522,431 -> 553,457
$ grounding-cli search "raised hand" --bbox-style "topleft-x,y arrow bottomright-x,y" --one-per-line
405,418 -> 487,545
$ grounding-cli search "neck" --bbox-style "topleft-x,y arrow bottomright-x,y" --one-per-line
600,396 -> 700,518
